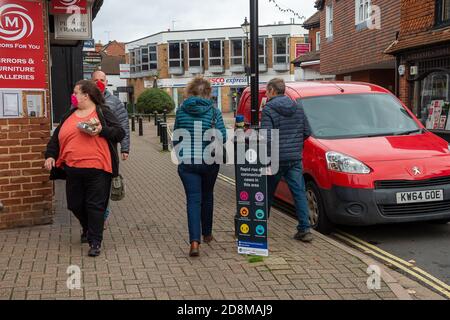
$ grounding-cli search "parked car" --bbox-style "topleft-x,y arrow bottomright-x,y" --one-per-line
236,82 -> 450,233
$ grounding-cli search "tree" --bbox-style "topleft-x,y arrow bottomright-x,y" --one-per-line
136,88 -> 175,114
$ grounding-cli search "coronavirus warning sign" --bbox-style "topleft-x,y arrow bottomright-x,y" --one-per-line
0,0 -> 46,89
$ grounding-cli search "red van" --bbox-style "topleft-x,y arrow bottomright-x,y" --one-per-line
236,82 -> 450,233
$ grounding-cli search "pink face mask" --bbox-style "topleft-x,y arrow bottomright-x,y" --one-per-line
71,94 -> 79,108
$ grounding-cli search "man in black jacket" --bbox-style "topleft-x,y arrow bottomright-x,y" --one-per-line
261,78 -> 313,242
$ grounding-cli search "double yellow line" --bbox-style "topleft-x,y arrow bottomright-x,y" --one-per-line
334,231 -> 450,299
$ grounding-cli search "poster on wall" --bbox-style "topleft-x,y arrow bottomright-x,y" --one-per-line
50,0 -> 87,15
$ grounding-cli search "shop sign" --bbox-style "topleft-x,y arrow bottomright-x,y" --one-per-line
50,0 -> 87,15
0,0 -> 46,89
54,3 -> 92,40
119,64 -> 131,79
295,43 -> 311,58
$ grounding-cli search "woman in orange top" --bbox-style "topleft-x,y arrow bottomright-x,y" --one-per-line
45,80 -> 125,257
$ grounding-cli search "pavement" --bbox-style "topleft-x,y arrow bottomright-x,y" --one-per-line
0,118 -> 443,300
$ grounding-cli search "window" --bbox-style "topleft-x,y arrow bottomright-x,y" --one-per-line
209,40 -> 224,66
149,45 -> 157,70
259,37 -> 267,65
230,39 -> 244,65
188,41 -> 203,67
316,32 -> 321,51
135,48 -> 142,73
273,36 -> 289,64
169,42 -> 184,68
326,4 -> 333,38
130,49 -> 136,73
141,46 -> 149,71
355,0 -> 371,25
437,0 -> 450,25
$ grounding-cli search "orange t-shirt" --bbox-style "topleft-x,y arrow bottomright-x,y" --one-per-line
56,110 -> 112,173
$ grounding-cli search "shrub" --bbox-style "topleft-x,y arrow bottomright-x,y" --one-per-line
136,88 -> 175,114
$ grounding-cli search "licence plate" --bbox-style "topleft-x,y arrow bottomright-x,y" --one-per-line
396,190 -> 444,204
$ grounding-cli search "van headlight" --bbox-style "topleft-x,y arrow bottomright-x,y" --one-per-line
326,152 -> 371,174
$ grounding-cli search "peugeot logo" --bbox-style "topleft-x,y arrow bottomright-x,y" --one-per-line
0,4 -> 34,42
412,167 -> 421,176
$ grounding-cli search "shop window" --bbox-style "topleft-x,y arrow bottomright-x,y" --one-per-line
259,37 -> 267,65
188,41 -> 203,67
436,0 -> 450,26
169,42 -> 184,68
273,36 -> 289,64
209,40 -> 224,67
419,71 -> 450,130
230,39 -> 244,65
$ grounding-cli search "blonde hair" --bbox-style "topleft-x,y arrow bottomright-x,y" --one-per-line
186,76 -> 212,99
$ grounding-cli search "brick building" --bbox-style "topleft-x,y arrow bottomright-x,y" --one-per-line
315,0 -> 401,92
0,0 -> 102,230
385,0 -> 450,141
292,11 -> 335,81
125,24 -> 307,113
101,41 -> 126,58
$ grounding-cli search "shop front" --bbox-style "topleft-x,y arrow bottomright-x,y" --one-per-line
401,45 -> 450,141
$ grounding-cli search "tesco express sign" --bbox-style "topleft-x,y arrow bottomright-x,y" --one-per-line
210,77 -> 248,87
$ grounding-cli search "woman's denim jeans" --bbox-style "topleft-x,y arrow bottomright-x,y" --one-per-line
178,163 -> 220,244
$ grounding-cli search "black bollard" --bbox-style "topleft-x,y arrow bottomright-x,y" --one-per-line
161,123 -> 169,151
148,114 -> 151,122
131,115 -> 135,132
138,117 -> 143,136
154,112 -> 158,126
163,109 -> 167,123
160,122 -> 165,143
156,118 -> 161,137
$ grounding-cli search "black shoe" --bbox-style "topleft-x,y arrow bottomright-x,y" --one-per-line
294,231 -> 313,243
81,230 -> 88,244
88,244 -> 101,257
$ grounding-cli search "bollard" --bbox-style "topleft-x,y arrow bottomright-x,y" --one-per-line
138,117 -> 143,136
131,115 -> 135,132
160,122 -> 165,143
161,123 -> 169,151
154,112 -> 158,126
148,114 -> 151,122
156,118 -> 161,137
163,109 -> 168,123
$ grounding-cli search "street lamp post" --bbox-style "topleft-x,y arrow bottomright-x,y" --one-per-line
241,17 -> 251,88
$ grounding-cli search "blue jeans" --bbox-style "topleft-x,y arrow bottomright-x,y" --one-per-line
178,164 -> 220,244
268,161 -> 311,233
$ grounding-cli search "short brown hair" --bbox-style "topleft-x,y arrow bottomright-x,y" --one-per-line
267,78 -> 286,95
75,80 -> 105,106
186,76 -> 212,98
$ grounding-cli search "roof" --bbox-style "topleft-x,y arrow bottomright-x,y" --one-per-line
303,11 -> 320,29
385,27 -> 450,54
102,41 -> 125,55
100,54 -> 125,75
292,51 -> 320,65
92,0 -> 103,20
247,81 -> 390,99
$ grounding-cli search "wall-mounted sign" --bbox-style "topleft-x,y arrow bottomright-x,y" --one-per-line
83,39 -> 95,52
50,0 -> 87,15
295,43 -> 311,58
0,0 -> 46,89
54,3 -> 92,40
119,64 -> 131,79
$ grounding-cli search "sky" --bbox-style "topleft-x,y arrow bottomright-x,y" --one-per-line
93,0 -> 317,44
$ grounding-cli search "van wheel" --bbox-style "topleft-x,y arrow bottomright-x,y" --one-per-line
306,181 -> 334,234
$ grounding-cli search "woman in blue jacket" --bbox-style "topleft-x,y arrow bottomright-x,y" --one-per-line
173,76 -> 227,257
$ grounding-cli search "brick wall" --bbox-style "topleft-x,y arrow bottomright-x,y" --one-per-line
0,0 -> 52,230
320,0 -> 401,75
399,0 -> 435,35
309,26 -> 321,52
103,41 -> 125,57
158,44 -> 169,79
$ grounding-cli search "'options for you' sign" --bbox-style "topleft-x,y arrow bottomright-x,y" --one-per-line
0,0 -> 46,89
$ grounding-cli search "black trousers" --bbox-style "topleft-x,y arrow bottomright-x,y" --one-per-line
65,166 -> 112,246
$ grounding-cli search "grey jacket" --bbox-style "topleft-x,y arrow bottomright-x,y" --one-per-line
104,90 -> 130,154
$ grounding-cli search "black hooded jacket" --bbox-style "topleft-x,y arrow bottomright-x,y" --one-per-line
260,95 -> 311,163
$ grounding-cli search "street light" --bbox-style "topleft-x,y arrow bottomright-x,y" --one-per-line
241,17 -> 250,87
